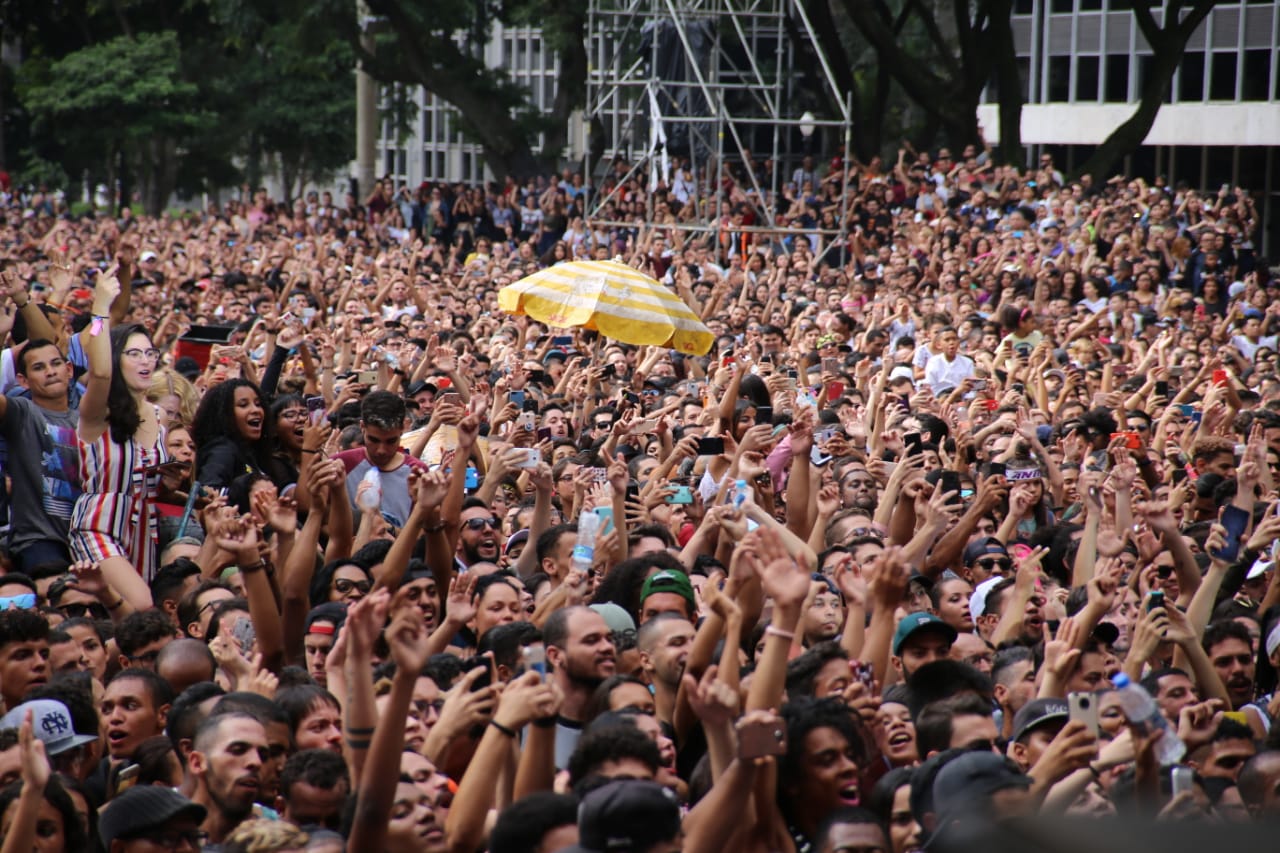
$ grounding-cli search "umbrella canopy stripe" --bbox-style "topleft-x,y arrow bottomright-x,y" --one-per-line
502,274 -> 703,328
498,259 -> 714,354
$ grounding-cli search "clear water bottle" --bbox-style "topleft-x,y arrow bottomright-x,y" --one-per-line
731,478 -> 750,508
357,469 -> 382,511
1110,673 -> 1186,765
573,509 -> 602,575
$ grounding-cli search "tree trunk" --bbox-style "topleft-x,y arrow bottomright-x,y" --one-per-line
987,0 -> 1023,164
542,6 -> 589,168
1072,37 -> 1180,180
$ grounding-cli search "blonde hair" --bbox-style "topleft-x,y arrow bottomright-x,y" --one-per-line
146,368 -> 200,426
222,818 -> 309,853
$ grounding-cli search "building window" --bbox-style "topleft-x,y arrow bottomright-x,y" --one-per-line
1104,54 -> 1129,102
1209,52 -> 1237,101
1076,55 -> 1100,101
1047,56 -> 1070,101
1242,50 -> 1270,101
1178,52 -> 1205,101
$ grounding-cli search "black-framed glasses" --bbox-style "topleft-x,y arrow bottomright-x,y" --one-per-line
463,517 -> 501,531
278,409 -> 307,421
333,578 -> 371,595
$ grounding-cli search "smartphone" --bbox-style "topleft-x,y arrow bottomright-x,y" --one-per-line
1068,692 -> 1101,738
1171,766 -> 1195,799
989,461 -> 1006,478
1215,504 -> 1250,562
631,418 -> 658,434
1111,431 -> 1142,450
811,445 -> 833,466
1213,369 -> 1228,386
755,405 -> 774,425
667,486 -> 694,504
821,357 -> 841,374
971,379 -> 987,391
357,370 -> 377,386
1171,467 -> 1188,485
515,449 -> 542,469
696,437 -> 726,455
586,467 -> 608,484
232,616 -> 256,655
508,389 -> 525,406
594,506 -> 616,536
520,644 -> 547,678
1146,589 -> 1165,613
518,412 -> 536,431
536,426 -> 553,442
1011,382 -> 1026,395
465,467 -> 479,489
527,370 -> 548,385
738,718 -> 788,761
851,660 -> 875,692
904,432 -> 924,457
551,335 -> 573,347
939,470 -> 962,504
114,763 -> 141,797
623,390 -> 642,405
1154,380 -> 1169,398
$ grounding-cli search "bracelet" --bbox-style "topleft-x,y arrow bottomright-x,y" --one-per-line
301,449 -> 321,454
765,625 -> 795,642
239,558 -> 269,574
106,597 -> 125,611
532,716 -> 557,729
424,521 -> 447,533
1087,763 -> 1101,779
13,294 -> 28,309
489,720 -> 518,738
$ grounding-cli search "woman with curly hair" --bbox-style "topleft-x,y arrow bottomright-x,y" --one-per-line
69,269 -> 170,605
145,368 -> 199,429
192,378 -> 276,491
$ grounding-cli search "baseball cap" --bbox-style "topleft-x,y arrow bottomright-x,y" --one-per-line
589,603 -> 636,637
560,779 -> 682,853
173,356 -> 201,381
1266,621 -> 1280,659
505,529 -> 530,554
543,348 -> 568,365
1248,557 -> 1273,580
1011,698 -> 1069,742
892,611 -> 958,656
963,537 -> 1009,565
639,570 -> 696,613
140,251 -> 158,263
0,700 -> 96,755
889,365 -> 915,382
98,786 -> 207,847
969,577 -> 1004,619
929,752 -> 1031,834
1243,307 -> 1264,319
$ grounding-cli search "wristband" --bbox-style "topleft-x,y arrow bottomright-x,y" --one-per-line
239,558 -> 269,574
490,720 -> 518,738
532,716 -> 557,729
424,521 -> 447,533
90,314 -> 109,337
301,449 -> 321,454
765,625 -> 795,642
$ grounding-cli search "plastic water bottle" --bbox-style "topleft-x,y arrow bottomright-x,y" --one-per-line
358,469 -> 382,511
573,509 -> 602,575
1110,673 -> 1186,765
731,478 -> 750,508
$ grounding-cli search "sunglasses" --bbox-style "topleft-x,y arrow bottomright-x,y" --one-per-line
58,601 -> 109,620
976,558 -> 1013,572
333,578 -> 372,595
0,593 -> 37,610
464,517 -> 501,531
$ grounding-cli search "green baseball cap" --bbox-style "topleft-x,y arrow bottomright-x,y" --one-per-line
892,611 -> 957,656
639,570 -> 696,614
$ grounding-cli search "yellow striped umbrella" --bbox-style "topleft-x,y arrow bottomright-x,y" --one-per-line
498,259 -> 714,355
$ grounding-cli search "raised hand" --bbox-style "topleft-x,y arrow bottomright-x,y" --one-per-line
682,664 -> 740,727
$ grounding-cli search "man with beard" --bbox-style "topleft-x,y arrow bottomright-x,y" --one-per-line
890,612 -> 957,682
457,499 -> 502,570
637,614 -> 695,730
545,606 -> 617,769
838,465 -> 878,513
186,711 -> 270,846
1204,620 -> 1261,726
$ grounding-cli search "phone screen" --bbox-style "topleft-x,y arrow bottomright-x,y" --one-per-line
1216,505 -> 1250,562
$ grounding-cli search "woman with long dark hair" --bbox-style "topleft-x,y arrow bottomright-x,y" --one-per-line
69,268 -> 169,607
192,377 -> 275,490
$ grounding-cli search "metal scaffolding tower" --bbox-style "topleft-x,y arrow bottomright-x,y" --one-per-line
583,0 -> 853,235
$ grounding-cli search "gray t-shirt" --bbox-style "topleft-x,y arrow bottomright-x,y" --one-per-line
1,397 -> 81,551
334,448 -> 427,530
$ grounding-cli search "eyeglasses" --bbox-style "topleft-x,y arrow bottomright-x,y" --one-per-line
333,578 -> 372,595
123,348 -> 161,362
278,409 -> 307,421
128,649 -> 162,665
128,829 -> 206,850
58,602 -> 109,620
976,558 -> 1013,572
463,517 -> 501,531
594,422 -> 614,430
1155,565 -> 1173,579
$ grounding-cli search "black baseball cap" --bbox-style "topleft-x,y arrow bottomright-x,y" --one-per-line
98,786 -> 207,847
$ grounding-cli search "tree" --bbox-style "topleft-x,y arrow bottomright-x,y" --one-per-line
833,0 -> 1023,163
301,0 -> 588,180
17,31 -> 215,213
1074,0 -> 1216,180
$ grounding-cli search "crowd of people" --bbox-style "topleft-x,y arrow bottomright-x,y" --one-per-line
0,142 -> 1277,853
